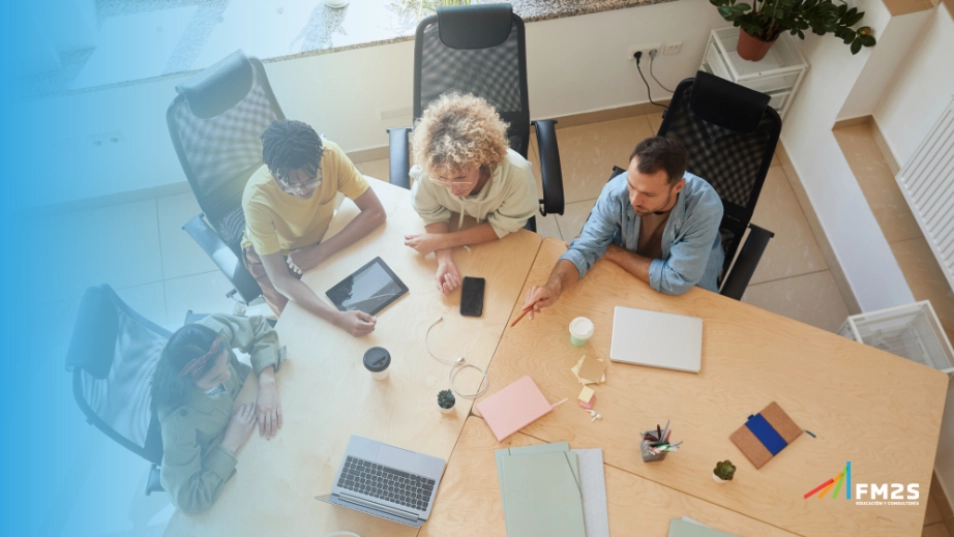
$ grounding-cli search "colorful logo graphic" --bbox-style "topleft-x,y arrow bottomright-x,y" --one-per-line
804,461 -> 852,499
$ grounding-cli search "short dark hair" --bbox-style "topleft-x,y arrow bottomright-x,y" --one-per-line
629,136 -> 687,184
261,119 -> 324,181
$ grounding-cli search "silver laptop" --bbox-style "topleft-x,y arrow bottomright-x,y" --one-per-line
610,306 -> 703,373
316,435 -> 446,528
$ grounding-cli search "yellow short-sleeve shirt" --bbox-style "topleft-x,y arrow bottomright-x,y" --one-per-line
241,140 -> 370,256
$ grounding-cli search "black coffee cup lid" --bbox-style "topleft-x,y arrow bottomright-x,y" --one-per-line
363,347 -> 391,372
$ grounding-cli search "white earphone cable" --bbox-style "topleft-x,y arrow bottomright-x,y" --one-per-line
425,316 -> 489,399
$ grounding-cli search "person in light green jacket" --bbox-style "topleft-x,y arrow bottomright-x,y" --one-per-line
404,92 -> 538,295
151,314 -> 286,513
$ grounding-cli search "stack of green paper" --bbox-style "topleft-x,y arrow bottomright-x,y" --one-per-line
495,443 -> 586,537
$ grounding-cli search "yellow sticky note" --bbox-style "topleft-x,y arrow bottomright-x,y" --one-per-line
578,386 -> 595,403
578,355 -> 606,384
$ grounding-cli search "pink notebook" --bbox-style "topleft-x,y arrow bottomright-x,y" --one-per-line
476,376 -> 553,441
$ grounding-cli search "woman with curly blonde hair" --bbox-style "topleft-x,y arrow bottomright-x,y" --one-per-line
405,93 -> 538,294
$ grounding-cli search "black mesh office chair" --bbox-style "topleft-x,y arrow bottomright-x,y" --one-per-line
167,50 -> 286,304
65,285 -> 170,495
658,71 -> 780,300
387,4 -> 564,231
604,71 -> 780,299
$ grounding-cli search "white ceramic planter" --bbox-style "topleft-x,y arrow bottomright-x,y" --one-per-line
712,472 -> 730,484
324,0 -> 350,7
439,405 -> 455,415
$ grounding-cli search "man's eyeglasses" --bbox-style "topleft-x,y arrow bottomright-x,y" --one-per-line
277,170 -> 322,194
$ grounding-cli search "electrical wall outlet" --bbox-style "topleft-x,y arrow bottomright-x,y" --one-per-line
662,41 -> 683,56
627,43 -> 662,61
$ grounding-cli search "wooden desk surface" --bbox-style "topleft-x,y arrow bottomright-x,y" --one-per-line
421,416 -> 801,537
477,238 -> 948,536
164,180 -> 542,536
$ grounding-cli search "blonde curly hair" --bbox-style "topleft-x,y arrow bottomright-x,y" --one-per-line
412,93 -> 510,178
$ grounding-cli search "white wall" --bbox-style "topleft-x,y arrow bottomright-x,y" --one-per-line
31,0 -> 726,207
780,0 -> 914,312
838,9 -> 932,121
874,3 -> 954,166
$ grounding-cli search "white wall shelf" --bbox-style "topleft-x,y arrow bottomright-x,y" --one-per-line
699,27 -> 809,119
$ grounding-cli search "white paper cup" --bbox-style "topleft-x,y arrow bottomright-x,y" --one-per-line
569,317 -> 594,346
363,347 -> 390,381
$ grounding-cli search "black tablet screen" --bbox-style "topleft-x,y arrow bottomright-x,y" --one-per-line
326,257 -> 408,316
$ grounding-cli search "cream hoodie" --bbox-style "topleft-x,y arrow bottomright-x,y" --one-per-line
410,149 -> 538,238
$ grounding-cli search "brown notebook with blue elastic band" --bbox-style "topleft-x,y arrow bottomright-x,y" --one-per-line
729,402 -> 802,469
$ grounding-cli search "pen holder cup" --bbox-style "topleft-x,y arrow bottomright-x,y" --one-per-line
640,432 -> 668,463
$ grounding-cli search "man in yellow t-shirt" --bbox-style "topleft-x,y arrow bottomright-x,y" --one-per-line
241,120 -> 386,336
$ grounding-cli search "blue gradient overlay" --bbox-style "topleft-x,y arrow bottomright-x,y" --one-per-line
2,3 -> 197,536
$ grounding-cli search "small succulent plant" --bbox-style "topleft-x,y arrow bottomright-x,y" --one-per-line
438,389 -> 456,409
714,460 -> 736,481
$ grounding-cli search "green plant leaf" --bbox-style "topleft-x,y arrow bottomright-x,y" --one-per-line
844,10 -> 864,26
714,0 -> 875,52
718,5 -> 738,19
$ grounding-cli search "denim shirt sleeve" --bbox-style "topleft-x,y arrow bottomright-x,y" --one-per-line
648,186 -> 723,295
559,181 -> 621,278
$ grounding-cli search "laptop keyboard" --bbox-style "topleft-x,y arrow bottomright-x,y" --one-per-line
337,456 -> 436,512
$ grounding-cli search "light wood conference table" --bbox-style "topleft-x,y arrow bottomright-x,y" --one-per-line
421,416 -> 801,537
462,238 -> 948,536
164,179 -> 542,536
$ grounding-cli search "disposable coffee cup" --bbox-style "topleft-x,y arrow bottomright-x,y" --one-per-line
569,317 -> 594,346
363,347 -> 390,380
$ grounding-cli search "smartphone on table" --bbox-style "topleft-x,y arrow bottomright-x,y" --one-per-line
460,277 -> 485,317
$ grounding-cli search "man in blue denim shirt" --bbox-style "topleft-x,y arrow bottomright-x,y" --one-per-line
525,137 -> 724,316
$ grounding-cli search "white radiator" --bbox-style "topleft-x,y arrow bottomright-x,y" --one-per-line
896,98 -> 954,293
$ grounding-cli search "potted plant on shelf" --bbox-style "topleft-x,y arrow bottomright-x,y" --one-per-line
438,389 -> 456,414
713,460 -> 737,484
709,0 -> 877,61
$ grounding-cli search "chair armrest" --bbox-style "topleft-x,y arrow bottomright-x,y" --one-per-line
387,127 -> 412,190
146,463 -> 164,495
182,214 -> 261,304
532,120 -> 564,216
720,223 -> 774,301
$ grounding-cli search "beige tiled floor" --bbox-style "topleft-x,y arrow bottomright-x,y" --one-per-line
748,166 -> 829,285
891,237 -> 954,342
834,121 -> 954,344
741,270 -> 851,332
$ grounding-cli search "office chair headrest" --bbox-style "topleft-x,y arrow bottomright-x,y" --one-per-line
437,4 -> 514,49
176,50 -> 254,119
65,285 -> 120,379
690,71 -> 770,133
